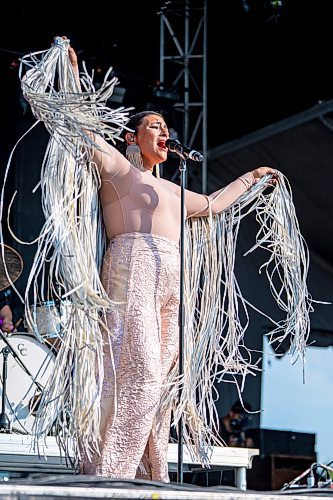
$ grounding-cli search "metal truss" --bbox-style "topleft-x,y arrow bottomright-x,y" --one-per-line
157,0 -> 207,192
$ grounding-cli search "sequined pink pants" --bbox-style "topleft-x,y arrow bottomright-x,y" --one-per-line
82,233 -> 179,482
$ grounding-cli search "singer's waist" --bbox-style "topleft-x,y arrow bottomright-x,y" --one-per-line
102,196 -> 185,242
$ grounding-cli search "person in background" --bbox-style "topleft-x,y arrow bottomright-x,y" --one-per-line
0,288 -> 14,333
219,400 -> 254,448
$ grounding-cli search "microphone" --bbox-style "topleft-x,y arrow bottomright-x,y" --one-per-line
165,139 -> 204,162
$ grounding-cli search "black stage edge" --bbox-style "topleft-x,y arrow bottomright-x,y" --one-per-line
0,474 -> 333,499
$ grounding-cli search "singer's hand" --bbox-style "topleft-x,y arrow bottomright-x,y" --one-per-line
53,35 -> 79,71
252,166 -> 277,185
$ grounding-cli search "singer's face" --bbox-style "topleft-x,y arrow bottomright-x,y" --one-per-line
136,114 -> 169,169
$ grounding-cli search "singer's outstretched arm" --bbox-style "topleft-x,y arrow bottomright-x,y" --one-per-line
163,168 -> 275,218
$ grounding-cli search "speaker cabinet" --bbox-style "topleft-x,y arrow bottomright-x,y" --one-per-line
247,454 -> 316,491
246,428 -> 316,457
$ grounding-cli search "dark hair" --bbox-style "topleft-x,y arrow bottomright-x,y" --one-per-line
117,110 -> 165,155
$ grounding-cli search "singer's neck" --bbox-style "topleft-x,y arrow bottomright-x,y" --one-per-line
138,156 -> 155,174
137,163 -> 154,174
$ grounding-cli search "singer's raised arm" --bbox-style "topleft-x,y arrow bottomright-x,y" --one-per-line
64,37 -> 131,181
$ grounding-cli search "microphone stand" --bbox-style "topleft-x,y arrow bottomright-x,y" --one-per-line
177,154 -> 187,484
172,144 -> 203,483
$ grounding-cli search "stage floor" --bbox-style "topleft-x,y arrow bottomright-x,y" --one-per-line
0,476 -> 332,499
0,435 -> 331,498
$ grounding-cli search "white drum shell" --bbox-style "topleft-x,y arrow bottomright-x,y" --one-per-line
0,333 -> 55,434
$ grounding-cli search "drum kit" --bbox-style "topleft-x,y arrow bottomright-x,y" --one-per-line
0,244 -> 70,435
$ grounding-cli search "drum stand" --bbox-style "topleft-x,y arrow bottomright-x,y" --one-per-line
0,344 -> 11,432
0,330 -> 44,433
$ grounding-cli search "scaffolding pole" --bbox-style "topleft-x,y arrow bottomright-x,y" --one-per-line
158,0 -> 207,192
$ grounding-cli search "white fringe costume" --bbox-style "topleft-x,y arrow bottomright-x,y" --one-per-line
1,37 -> 313,467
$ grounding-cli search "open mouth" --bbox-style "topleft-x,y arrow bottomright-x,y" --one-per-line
157,140 -> 167,150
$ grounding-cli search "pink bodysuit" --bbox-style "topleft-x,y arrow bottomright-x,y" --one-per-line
81,138 -> 255,481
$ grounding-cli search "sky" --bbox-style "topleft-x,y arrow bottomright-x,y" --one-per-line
261,339 -> 333,464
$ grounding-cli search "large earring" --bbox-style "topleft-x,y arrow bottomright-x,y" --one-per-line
126,143 -> 144,170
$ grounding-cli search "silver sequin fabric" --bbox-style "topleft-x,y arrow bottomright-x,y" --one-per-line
82,232 -> 180,482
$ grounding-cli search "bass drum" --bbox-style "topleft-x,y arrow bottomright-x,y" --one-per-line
0,333 -> 55,434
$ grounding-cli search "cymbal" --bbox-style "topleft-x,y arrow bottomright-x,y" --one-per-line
0,244 -> 23,291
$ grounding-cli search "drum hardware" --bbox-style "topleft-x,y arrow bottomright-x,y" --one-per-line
0,329 -> 45,434
0,346 -> 11,432
27,297 -> 72,347
29,390 -> 43,416
0,243 -> 24,292
1,246 -> 57,434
